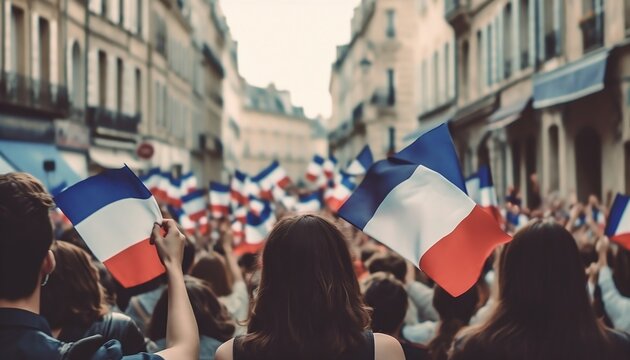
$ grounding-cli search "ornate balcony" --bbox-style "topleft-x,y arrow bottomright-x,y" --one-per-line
445,0 -> 470,35
86,107 -> 141,133
0,72 -> 70,117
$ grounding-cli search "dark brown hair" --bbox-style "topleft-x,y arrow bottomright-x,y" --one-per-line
189,253 -> 232,297
148,276 -> 234,342
41,241 -> 107,329
427,285 -> 478,360
241,215 -> 371,359
367,252 -> 407,282
451,220 -> 621,360
363,272 -> 408,334
0,173 -> 55,300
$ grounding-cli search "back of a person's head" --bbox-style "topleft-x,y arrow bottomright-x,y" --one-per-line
0,173 -> 54,300
367,252 -> 407,282
428,286 -> 478,360
190,253 -> 232,297
243,215 -> 370,359
456,220 -> 617,360
149,276 -> 235,342
363,272 -> 408,335
238,252 -> 259,274
41,241 -> 105,330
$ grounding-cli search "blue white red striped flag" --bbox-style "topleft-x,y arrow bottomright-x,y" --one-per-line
605,193 -> 630,250
345,145 -> 374,176
338,124 -> 510,296
54,166 -> 165,288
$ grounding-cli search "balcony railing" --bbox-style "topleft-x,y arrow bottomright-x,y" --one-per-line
580,13 -> 604,53
444,0 -> 470,34
371,88 -> 395,107
86,107 -> 141,133
0,72 -> 70,116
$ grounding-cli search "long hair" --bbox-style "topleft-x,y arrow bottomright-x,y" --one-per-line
427,286 -> 478,360
190,253 -> 233,297
452,220 -> 618,360
41,241 -> 107,330
148,276 -> 235,342
240,215 -> 371,359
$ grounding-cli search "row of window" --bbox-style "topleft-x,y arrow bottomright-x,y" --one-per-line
154,81 -> 189,139
419,39 -> 456,113
89,0 -> 144,37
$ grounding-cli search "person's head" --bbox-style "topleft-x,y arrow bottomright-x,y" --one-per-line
0,173 -> 55,301
238,252 -> 259,274
458,220 -> 615,359
41,241 -> 106,330
367,253 -> 407,282
428,286 -> 478,360
189,253 -> 232,297
362,272 -> 408,335
148,276 -> 234,342
243,215 -> 370,358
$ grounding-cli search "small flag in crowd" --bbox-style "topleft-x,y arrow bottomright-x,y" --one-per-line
231,170 -> 249,206
181,189 -> 207,222
255,160 -> 292,194
180,172 -> 199,194
323,156 -> 337,180
325,174 -> 356,212
345,145 -> 374,176
294,191 -> 322,213
466,165 -> 503,224
605,193 -> 630,250
54,166 -> 165,288
209,182 -> 230,219
306,155 -> 325,182
338,123 -> 511,297
245,200 -> 276,244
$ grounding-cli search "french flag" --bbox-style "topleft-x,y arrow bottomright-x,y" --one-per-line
245,200 -> 276,245
338,124 -> 510,296
345,145 -> 374,176
605,194 -> 630,250
294,191 -> 322,213
306,155 -> 325,182
139,168 -> 162,196
256,161 -> 292,193
230,171 -> 249,206
54,166 -> 165,288
209,182 -> 230,219
326,174 -> 356,213
233,205 -> 247,224
181,172 -> 199,194
323,156 -> 338,180
466,165 -> 503,224
181,189 -> 207,222
166,176 -> 183,208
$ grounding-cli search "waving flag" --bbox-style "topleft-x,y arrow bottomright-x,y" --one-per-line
181,189 -> 207,222
338,124 -> 510,296
166,176 -> 183,207
605,194 -> 630,250
294,191 -> 322,213
249,196 -> 266,217
181,172 -> 198,194
323,156 -> 337,180
326,174 -> 356,212
209,182 -> 230,219
306,155 -> 325,182
245,199 -> 276,245
466,165 -> 503,224
345,146 -> 374,176
54,166 -> 165,288
233,205 -> 247,224
140,168 -> 161,195
231,170 -> 249,206
255,161 -> 292,196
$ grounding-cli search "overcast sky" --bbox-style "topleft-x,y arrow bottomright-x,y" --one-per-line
221,0 -> 360,120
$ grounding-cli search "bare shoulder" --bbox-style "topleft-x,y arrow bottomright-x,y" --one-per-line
215,338 -> 234,360
373,333 -> 405,360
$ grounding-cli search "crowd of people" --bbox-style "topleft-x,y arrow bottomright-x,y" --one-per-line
2,170 -> 630,359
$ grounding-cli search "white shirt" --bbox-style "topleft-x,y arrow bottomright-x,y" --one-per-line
599,266 -> 630,333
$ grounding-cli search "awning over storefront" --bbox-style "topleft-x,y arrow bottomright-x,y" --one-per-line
0,140 -> 82,189
533,48 -> 610,109
486,98 -> 532,131
89,147 -> 146,170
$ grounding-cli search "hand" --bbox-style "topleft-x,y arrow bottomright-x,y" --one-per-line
219,220 -> 234,252
151,219 -> 186,269
596,236 -> 610,266
585,262 -> 599,285
569,203 -> 583,220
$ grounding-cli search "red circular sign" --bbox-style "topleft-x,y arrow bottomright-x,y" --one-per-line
136,142 -> 155,159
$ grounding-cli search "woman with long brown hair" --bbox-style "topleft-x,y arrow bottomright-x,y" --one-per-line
215,214 -> 404,360
450,220 -> 630,360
